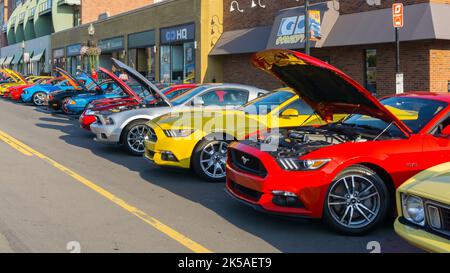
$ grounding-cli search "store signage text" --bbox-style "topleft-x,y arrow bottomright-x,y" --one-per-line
161,24 -> 195,44
99,37 -> 124,51
275,11 -> 321,46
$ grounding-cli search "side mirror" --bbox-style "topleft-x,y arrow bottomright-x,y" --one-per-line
440,125 -> 450,136
192,97 -> 205,106
281,108 -> 300,118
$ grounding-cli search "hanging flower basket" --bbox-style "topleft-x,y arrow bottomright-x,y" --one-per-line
80,46 -> 102,56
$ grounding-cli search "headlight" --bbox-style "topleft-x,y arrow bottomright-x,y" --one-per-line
103,117 -> 115,125
277,158 -> 330,171
163,129 -> 196,138
402,194 -> 425,226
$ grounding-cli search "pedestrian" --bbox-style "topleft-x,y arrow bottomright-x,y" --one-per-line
119,70 -> 129,81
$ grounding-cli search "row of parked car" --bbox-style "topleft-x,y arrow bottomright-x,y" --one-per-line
1,49 -> 449,252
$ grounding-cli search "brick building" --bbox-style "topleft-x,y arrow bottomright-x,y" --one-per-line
211,0 -> 450,96
0,0 -> 15,48
80,0 -> 155,24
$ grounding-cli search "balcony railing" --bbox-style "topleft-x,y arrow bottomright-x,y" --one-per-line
29,7 -> 36,19
19,12 -> 26,23
38,0 -> 53,15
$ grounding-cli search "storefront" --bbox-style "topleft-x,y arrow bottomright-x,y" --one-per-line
30,50 -> 46,75
128,30 -> 156,81
51,0 -> 223,84
66,44 -> 82,75
213,0 -> 450,95
98,36 -> 125,70
160,23 -> 196,83
53,48 -> 66,69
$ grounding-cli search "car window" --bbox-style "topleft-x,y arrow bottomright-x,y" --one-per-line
344,97 -> 448,134
277,97 -> 314,116
166,88 -> 191,100
199,89 -> 249,106
243,91 -> 295,115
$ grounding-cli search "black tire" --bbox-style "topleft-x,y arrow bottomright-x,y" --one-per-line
61,97 -> 71,114
323,165 -> 389,235
32,92 -> 46,106
192,137 -> 230,183
120,119 -> 149,156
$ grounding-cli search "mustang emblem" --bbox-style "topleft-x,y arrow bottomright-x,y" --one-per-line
241,156 -> 250,165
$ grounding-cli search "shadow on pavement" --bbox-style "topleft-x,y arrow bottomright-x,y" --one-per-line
33,114 -> 422,253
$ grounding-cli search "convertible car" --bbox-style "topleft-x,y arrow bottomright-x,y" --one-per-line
21,68 -> 93,106
394,162 -> 450,253
90,59 -> 268,155
226,49 -> 450,235
9,77 -> 62,101
143,88 -> 339,182
79,83 -> 197,131
0,69 -> 28,96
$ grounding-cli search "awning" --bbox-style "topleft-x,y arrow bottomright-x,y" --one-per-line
0,57 -> 5,66
11,53 -> 22,65
210,26 -> 272,55
31,50 -> 45,62
323,3 -> 450,47
3,56 -> 14,66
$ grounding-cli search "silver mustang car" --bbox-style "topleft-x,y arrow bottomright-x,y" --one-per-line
90,60 -> 268,155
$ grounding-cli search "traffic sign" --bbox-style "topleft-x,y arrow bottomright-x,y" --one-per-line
392,3 -> 404,28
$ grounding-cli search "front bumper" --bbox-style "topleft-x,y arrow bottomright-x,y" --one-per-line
79,114 -> 96,131
143,123 -> 197,169
90,122 -> 122,144
225,142 -> 336,219
394,218 -> 450,253
21,93 -> 33,102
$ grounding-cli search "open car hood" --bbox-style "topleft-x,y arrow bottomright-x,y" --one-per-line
98,67 -> 141,101
252,49 -> 412,136
111,58 -> 172,107
54,67 -> 84,90
2,69 -> 27,84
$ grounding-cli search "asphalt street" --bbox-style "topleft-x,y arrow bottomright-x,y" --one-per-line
0,98 -> 422,253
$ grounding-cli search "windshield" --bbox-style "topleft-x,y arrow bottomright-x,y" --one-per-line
242,91 -> 295,115
170,85 -> 214,106
343,97 -> 448,135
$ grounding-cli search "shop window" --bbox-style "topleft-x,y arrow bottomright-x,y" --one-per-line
364,49 -> 377,94
199,89 -> 249,106
160,43 -> 196,84
129,48 -> 155,81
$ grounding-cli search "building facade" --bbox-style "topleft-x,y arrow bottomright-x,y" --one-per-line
51,0 -> 223,83
212,0 -> 450,96
80,0 -> 155,24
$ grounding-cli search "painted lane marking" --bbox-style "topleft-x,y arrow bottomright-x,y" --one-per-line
0,129 -> 212,253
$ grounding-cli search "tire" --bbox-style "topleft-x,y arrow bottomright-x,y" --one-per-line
61,97 -> 71,114
32,92 -> 47,106
323,165 -> 389,235
192,137 -> 230,183
121,120 -> 149,156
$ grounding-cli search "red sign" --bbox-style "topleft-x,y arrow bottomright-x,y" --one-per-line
392,3 -> 404,28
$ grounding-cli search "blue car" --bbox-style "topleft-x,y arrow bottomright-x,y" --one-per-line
66,82 -> 123,114
21,76 -> 92,106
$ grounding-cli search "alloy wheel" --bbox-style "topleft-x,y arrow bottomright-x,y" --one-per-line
62,98 -> 70,114
126,125 -> 148,154
327,175 -> 381,229
33,93 -> 46,106
200,141 -> 228,179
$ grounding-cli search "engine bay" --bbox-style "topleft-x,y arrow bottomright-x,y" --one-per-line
250,123 -> 387,158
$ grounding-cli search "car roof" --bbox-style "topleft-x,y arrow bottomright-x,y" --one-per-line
388,92 -> 450,103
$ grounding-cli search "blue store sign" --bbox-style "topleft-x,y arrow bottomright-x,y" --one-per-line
67,44 -> 82,57
160,23 -> 195,44
99,36 -> 124,53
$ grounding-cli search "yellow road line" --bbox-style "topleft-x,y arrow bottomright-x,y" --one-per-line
0,129 -> 212,253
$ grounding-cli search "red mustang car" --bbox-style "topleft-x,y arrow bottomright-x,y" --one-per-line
226,49 -> 450,235
79,83 -> 197,131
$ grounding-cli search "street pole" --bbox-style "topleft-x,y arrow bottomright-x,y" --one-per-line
395,27 -> 400,73
304,0 -> 310,55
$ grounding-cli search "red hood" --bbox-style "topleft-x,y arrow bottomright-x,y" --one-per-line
98,67 -> 141,101
252,49 -> 412,136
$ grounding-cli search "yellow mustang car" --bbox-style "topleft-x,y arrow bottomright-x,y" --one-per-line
144,88 -> 338,182
394,162 -> 450,253
0,69 -> 28,95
